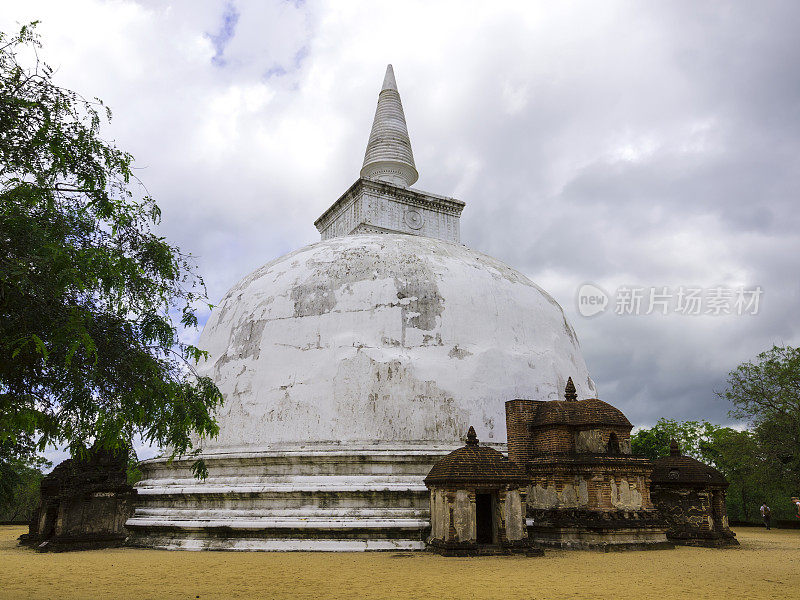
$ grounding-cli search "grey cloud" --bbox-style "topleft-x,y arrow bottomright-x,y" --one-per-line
2,0 -> 799,437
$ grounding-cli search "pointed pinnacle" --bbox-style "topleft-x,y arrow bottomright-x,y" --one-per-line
382,64 -> 397,91
564,377 -> 578,402
360,64 -> 418,187
465,426 -> 479,446
669,439 -> 680,457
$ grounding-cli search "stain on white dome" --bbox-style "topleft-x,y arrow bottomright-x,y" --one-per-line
197,234 -> 595,451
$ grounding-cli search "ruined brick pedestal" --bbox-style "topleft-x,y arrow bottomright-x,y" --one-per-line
19,448 -> 137,552
526,506 -> 672,551
523,456 -> 672,550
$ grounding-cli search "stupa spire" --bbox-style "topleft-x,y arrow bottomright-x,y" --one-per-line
360,64 -> 418,188
315,64 -> 465,243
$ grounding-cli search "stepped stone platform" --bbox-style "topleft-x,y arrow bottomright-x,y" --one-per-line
126,444 -> 503,551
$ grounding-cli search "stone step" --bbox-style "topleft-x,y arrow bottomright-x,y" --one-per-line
138,446 -> 461,478
135,489 -> 427,511
127,517 -> 429,530
137,474 -> 429,490
134,507 -> 428,519
125,512 -> 431,550
127,536 -> 426,551
137,485 -> 428,498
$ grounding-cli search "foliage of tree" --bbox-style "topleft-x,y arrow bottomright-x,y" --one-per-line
631,420 -> 776,521
633,346 -> 800,523
631,346 -> 800,522
700,427 -> 765,522
631,418 -> 719,462
0,23 -> 223,479
0,435 -> 48,522
719,345 -> 800,496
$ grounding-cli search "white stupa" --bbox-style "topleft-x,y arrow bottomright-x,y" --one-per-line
127,65 -> 595,551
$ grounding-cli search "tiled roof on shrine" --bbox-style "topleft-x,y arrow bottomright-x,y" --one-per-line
424,427 -> 529,485
530,398 -> 632,429
651,440 -> 728,486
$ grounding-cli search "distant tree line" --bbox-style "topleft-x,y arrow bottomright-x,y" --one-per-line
632,345 -> 800,523
0,437 -> 47,523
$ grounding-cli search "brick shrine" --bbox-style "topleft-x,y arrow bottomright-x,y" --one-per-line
650,440 -> 739,547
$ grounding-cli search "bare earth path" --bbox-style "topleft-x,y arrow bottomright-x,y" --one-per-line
1,526 -> 798,599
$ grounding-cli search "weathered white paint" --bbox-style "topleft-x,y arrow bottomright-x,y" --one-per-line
575,429 -> 632,454
136,537 -> 426,552
427,487 -> 527,547
135,231 -> 593,549
195,233 -> 595,452
529,479 -> 591,508
575,429 -> 607,453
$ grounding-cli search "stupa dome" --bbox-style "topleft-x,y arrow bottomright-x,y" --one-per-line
127,65 -> 597,552
197,233 -> 595,452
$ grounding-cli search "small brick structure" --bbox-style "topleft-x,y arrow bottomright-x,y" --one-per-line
19,447 -> 137,552
424,427 -> 542,556
650,440 -> 739,547
506,378 -> 671,550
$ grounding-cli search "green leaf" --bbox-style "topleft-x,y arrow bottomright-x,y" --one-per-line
0,22 -> 223,480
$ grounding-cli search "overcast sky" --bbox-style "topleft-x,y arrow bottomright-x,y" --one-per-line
4,1 -> 799,457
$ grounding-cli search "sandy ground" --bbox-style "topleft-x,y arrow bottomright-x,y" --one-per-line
1,526 -> 798,600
